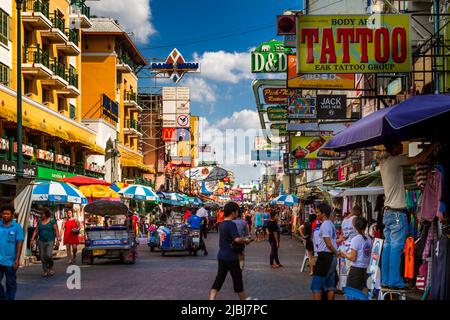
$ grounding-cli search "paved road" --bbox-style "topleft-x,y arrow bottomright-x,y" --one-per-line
14,232 -> 318,300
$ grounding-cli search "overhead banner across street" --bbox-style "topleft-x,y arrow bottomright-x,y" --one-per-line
296,14 -> 411,73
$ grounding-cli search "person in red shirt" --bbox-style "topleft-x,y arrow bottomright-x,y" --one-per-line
183,208 -> 192,223
217,209 -> 225,227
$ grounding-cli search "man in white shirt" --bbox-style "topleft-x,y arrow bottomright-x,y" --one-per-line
379,137 -> 435,289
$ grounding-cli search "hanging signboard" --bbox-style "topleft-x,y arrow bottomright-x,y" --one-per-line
267,106 -> 288,121
177,114 -> 190,127
162,114 -> 176,127
270,123 -> 287,136
296,14 -> 411,73
287,55 -> 355,89
284,34 -> 296,48
251,40 -> 293,73
290,136 -> 344,159
151,49 -> 199,84
0,160 -> 36,177
263,88 -> 295,104
251,150 -> 282,161
287,92 -> 316,119
316,94 -> 347,119
387,78 -> 403,95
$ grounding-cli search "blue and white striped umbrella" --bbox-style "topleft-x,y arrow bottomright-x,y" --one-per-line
270,194 -> 299,206
32,181 -> 88,204
187,197 -> 203,207
118,184 -> 159,201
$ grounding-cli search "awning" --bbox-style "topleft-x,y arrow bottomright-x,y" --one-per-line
326,94 -> 450,151
1,87 -> 104,155
328,186 -> 385,197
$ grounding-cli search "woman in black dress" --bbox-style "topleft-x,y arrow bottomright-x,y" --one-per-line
266,211 -> 282,268
299,214 -> 317,275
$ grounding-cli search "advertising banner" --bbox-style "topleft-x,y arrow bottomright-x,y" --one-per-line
287,55 -> 355,89
263,88 -> 295,104
162,114 -> 176,127
284,34 -> 296,48
267,106 -> 288,121
37,166 -> 76,180
190,116 -> 199,161
296,14 -> 411,73
287,92 -> 316,119
316,94 -> 347,119
162,128 -> 176,142
185,166 -> 215,180
290,136 -> 344,159
0,160 -> 36,177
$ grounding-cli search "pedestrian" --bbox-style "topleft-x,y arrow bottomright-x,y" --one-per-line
0,205 -> 24,300
263,208 -> 270,240
266,211 -> 282,269
196,205 -> 209,239
299,214 -> 317,275
30,208 -> 61,277
379,137 -> 435,289
338,205 -> 361,246
210,202 -> 252,300
340,216 -> 372,291
310,203 -> 340,300
60,208 -> 80,264
233,208 -> 249,270
253,207 -> 264,241
183,207 -> 192,223
244,207 -> 252,234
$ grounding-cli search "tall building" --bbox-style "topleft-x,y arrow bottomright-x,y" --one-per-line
81,17 -> 151,184
0,0 -> 105,192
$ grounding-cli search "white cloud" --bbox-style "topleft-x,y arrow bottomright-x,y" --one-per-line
90,0 -> 156,44
183,77 -> 217,103
193,51 -> 252,84
215,109 -> 260,131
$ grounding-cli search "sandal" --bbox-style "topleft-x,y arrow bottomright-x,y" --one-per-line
42,272 -> 48,277
48,269 -> 55,276
271,265 -> 280,269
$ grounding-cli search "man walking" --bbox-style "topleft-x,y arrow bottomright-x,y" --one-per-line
0,205 -> 24,300
210,202 -> 252,300
379,138 -> 435,289
196,205 -> 209,239
310,203 -> 340,300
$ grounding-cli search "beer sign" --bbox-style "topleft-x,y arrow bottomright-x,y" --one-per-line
251,40 -> 293,73
297,15 -> 411,73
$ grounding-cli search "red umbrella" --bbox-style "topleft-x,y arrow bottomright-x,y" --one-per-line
59,175 -> 111,187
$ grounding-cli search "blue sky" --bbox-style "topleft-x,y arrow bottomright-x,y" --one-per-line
90,0 -> 303,183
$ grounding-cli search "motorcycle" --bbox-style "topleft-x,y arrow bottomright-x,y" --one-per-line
188,228 -> 201,256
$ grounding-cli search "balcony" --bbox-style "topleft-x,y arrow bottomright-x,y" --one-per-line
69,0 -> 92,28
102,94 -> 119,123
41,12 -> 68,44
123,90 -> 143,111
22,45 -> 53,79
123,119 -> 142,136
42,59 -> 68,89
57,65 -> 80,97
22,0 -> 52,30
116,54 -> 135,73
56,29 -> 80,56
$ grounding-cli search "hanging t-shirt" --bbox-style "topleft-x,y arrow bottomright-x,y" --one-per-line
350,234 -> 372,268
317,220 -> 337,253
341,215 -> 357,243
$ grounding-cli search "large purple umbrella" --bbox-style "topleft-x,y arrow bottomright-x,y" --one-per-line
326,94 -> 450,151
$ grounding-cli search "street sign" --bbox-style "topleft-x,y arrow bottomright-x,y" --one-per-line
177,114 -> 189,127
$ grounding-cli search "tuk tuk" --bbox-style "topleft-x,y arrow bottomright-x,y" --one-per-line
82,200 -> 137,264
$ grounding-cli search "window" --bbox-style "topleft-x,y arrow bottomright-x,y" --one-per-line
0,63 -> 10,86
0,9 -> 11,46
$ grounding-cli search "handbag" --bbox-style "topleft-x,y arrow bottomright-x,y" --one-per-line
71,227 -> 80,235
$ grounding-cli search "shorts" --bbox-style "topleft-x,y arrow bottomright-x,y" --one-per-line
346,266 -> 369,291
311,253 -> 337,293
305,239 -> 314,252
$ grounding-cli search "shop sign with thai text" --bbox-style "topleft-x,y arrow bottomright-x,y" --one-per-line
296,15 -> 411,73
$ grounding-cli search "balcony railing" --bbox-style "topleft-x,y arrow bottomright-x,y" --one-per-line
125,119 -> 141,132
23,0 -> 50,20
23,45 -> 50,68
102,94 -> 119,123
67,65 -> 78,87
67,28 -> 79,44
118,54 -> 136,70
70,0 -> 90,19
124,90 -> 138,103
50,11 -> 65,34
51,59 -> 67,80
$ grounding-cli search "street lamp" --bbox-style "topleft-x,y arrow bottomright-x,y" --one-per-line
16,0 -> 24,178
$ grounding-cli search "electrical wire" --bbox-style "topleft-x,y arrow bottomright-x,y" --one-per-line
308,0 -> 345,14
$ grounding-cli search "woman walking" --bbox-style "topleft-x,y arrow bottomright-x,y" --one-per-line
340,217 -> 372,291
266,211 -> 282,268
299,214 -> 317,275
30,208 -> 61,277
60,208 -> 80,264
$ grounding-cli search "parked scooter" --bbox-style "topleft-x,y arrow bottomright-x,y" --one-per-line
188,228 -> 201,256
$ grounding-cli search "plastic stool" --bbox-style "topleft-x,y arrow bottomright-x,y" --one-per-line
378,288 -> 407,300
300,254 -> 309,272
343,287 -> 369,300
